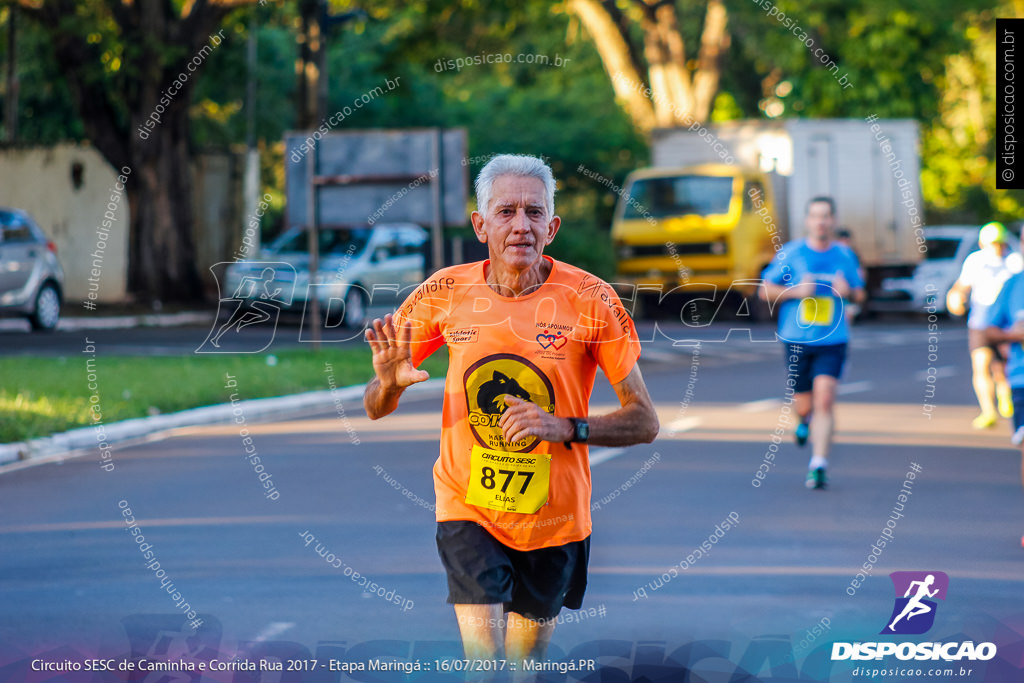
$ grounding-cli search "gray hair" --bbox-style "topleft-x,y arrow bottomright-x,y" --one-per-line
474,154 -> 556,216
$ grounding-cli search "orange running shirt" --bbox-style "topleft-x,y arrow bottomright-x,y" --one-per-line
393,256 -> 641,551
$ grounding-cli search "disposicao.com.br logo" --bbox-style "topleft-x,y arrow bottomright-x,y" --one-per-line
832,571 -> 997,663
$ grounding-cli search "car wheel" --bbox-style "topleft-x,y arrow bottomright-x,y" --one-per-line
29,283 -> 61,331
344,285 -> 369,329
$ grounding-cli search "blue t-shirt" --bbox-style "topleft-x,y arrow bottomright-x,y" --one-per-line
985,272 -> 1024,388
761,240 -> 865,345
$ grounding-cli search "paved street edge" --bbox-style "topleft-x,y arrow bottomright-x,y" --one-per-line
0,378 -> 446,469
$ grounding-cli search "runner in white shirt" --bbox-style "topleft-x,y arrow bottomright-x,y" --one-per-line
947,222 -> 1024,429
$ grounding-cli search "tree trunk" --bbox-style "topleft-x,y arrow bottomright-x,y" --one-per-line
130,95 -> 204,301
569,0 -> 730,130
124,1 -> 205,302
639,1 -> 695,126
18,0 -> 252,303
693,0 -> 729,121
568,0 -> 656,131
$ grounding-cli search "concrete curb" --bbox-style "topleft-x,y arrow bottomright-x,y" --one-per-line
0,311 -> 213,332
58,311 -> 213,330
0,378 -> 446,469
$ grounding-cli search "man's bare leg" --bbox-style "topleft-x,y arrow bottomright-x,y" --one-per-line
455,604 -> 505,657
992,357 -> 1013,418
454,604 -> 505,682
505,611 -> 556,682
794,391 -> 813,425
810,375 -> 839,461
971,347 -> 998,427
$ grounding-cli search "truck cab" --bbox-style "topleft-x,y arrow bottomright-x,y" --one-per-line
611,164 -> 781,311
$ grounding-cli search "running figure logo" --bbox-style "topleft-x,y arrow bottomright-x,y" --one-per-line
881,571 -> 949,635
197,262 -> 295,353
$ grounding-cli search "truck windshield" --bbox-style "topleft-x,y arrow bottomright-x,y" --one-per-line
623,176 -> 735,219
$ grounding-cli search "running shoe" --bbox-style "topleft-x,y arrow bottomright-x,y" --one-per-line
972,412 -> 998,429
805,467 -> 827,490
795,421 -> 809,446
998,388 -> 1014,419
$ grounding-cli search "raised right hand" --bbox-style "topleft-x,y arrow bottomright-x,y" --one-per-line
365,314 -> 430,390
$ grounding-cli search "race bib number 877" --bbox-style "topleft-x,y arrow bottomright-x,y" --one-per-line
464,445 -> 551,514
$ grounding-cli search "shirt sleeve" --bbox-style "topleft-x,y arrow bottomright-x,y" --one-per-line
761,247 -> 791,285
392,279 -> 448,367
843,248 -> 866,290
987,274 -> 1015,329
1008,252 -> 1024,274
577,281 -> 641,386
958,252 -> 979,288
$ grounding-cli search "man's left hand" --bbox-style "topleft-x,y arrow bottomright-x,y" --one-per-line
832,272 -> 852,300
499,395 -> 573,445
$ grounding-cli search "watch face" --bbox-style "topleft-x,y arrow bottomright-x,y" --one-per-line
577,420 -> 590,441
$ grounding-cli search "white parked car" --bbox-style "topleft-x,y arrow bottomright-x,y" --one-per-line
882,225 -> 1021,313
223,223 -> 428,328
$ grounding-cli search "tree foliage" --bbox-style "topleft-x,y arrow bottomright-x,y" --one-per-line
3,0 -> 1021,288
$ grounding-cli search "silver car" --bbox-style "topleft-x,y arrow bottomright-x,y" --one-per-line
0,208 -> 65,331
224,223 -> 428,328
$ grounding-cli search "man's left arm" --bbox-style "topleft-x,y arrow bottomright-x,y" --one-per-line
834,251 -> 866,305
500,365 -> 659,447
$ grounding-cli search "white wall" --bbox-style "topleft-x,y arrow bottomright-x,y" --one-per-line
0,143 -> 129,302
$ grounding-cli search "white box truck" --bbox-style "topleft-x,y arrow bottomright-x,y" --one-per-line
611,118 -> 925,314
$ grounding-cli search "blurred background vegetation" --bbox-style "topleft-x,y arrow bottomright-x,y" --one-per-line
1,0 -> 1021,281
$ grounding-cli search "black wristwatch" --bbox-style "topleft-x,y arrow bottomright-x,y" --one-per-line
564,417 -> 590,448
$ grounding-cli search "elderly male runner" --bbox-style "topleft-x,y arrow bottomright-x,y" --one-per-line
761,196 -> 865,490
364,154 -> 659,666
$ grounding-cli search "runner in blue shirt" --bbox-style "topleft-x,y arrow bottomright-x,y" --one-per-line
984,271 -> 1024,486
761,197 -> 866,489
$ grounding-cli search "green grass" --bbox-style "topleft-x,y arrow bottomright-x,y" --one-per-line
0,349 -> 449,443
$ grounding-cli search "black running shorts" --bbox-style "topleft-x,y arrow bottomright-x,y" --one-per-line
435,520 -> 590,621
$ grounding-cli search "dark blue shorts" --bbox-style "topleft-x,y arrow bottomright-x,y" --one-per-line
436,520 -> 589,621
785,343 -> 848,393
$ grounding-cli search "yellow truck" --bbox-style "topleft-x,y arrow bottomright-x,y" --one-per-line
612,119 -> 924,319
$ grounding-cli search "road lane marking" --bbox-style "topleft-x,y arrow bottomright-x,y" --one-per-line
639,350 -> 681,364
590,565 -> 1024,582
589,448 -> 626,466
837,380 -> 873,395
913,365 -> 957,381
0,515 -> 335,534
248,622 -> 295,644
667,417 -> 704,433
738,398 -> 781,413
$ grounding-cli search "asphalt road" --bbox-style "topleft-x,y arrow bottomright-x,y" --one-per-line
2,319 -> 1023,682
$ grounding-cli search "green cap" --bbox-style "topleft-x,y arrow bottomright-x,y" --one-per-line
979,222 -> 1009,246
